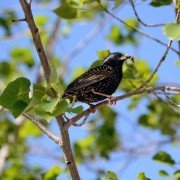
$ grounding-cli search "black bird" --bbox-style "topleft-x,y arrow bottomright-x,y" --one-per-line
62,52 -> 134,105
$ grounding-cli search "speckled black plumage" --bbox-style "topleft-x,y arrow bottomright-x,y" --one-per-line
62,52 -> 134,103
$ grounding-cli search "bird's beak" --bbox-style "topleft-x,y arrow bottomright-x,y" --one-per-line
124,54 -> 135,63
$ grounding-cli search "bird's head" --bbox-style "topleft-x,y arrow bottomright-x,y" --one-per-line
103,52 -> 134,66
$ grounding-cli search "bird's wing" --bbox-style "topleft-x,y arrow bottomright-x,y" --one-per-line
65,65 -> 113,92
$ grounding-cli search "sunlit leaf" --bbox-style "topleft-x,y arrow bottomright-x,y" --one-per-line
10,47 -> 35,68
54,2 -> 78,19
163,23 -> 180,40
43,166 -> 61,180
102,171 -> 118,180
153,151 -> 175,165
137,172 -> 151,180
19,120 -> 41,138
173,170 -> 180,179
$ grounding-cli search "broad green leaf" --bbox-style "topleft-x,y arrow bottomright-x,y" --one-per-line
41,95 -> 59,113
0,77 -> 31,118
33,105 -> 53,122
137,172 -> 151,180
44,166 -> 61,180
159,170 -> 169,176
163,23 -> 180,40
103,171 -> 118,180
53,3 -> 77,19
153,151 -> 175,165
150,0 -> 172,7
33,84 -> 47,104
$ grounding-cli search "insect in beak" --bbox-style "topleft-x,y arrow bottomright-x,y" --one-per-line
122,54 -> 135,63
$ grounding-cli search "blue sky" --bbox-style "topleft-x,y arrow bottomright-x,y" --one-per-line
0,0 -> 180,179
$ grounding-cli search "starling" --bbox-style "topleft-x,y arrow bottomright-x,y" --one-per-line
62,52 -> 134,105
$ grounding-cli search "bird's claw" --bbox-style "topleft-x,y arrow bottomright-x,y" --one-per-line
108,96 -> 116,105
88,104 -> 96,113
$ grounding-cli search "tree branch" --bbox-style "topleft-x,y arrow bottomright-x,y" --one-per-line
56,115 -> 80,179
23,113 -> 60,144
19,0 -> 80,179
104,8 -> 179,55
19,0 -> 51,84
65,86 -> 180,128
129,0 -> 165,27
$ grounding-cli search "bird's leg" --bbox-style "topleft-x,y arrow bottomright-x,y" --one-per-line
91,89 -> 116,105
88,103 -> 96,113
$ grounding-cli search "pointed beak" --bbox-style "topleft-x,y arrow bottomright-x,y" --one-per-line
124,54 -> 135,63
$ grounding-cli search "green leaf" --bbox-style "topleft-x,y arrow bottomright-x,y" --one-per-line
159,170 -> 169,176
115,0 -> 124,8
0,62 -> 14,78
10,47 -> 35,68
67,105 -> 84,114
150,0 -> 172,7
108,25 -> 124,45
139,114 -> 158,128
0,77 -> 31,118
173,170 -> 180,179
153,151 -> 175,165
41,95 -> 59,113
19,120 -> 41,138
103,171 -> 118,180
97,50 -> 110,61
44,166 -> 61,180
125,18 -> 139,31
52,99 -> 69,116
34,15 -> 49,27
74,135 -> 95,163
163,23 -> 180,40
137,172 -> 151,180
72,67 -> 86,80
53,3 -> 77,19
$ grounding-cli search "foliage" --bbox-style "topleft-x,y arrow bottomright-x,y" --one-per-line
0,0 -> 179,180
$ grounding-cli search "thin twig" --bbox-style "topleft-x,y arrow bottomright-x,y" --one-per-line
12,18 -> 26,22
19,0 -> 51,84
104,8 -> 179,55
23,113 -> 60,144
65,86 -> 180,128
136,40 -> 173,90
130,0 -> 165,27
136,10 -> 180,90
